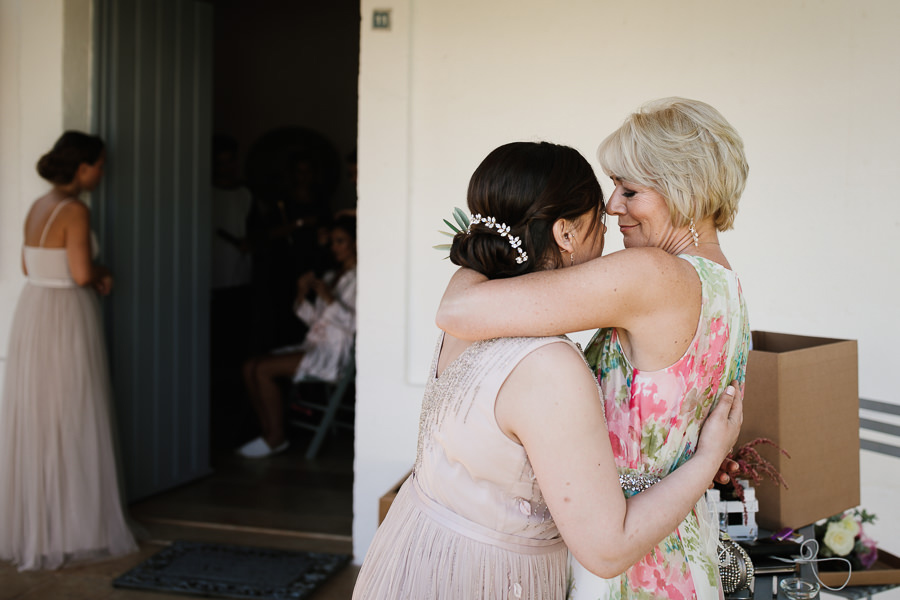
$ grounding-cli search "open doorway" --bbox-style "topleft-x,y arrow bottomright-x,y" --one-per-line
206,0 -> 360,533
129,0 -> 360,544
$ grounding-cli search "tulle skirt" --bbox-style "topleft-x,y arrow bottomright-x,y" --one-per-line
0,283 -> 137,571
353,477 -> 568,600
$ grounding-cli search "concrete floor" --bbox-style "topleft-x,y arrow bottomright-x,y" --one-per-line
0,429 -> 359,600
0,535 -> 360,600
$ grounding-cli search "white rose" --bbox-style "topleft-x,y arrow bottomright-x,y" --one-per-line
839,515 -> 861,537
824,521 -> 855,556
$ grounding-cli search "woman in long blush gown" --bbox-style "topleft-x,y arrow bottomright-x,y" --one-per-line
0,131 -> 137,571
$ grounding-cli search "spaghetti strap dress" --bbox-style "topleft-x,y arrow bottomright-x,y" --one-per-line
353,335 -> 579,600
567,255 -> 750,600
0,200 -> 138,571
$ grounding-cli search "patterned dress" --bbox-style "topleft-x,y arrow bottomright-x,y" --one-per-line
354,335 -> 577,600
568,255 -> 750,600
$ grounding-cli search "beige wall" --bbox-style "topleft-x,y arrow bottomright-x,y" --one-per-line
355,0 -> 900,564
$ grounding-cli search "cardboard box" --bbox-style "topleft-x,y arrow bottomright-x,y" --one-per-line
737,332 -> 859,531
378,470 -> 411,525
818,549 -> 900,587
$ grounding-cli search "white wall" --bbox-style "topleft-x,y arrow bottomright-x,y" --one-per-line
355,0 -> 900,566
62,0 -> 93,132
354,0 -> 421,560
0,0 -> 93,389
0,0 -> 68,391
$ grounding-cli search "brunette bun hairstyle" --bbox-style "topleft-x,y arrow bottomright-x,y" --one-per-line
36,131 -> 105,185
449,141 -> 604,279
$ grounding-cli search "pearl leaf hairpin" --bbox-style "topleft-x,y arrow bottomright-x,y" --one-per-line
434,208 -> 529,264
468,213 -> 528,264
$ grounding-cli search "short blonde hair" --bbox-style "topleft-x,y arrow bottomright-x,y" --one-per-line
597,97 -> 748,231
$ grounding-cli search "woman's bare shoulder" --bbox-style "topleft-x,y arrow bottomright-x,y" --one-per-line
24,196 -> 88,243
497,338 -> 603,443
59,198 -> 90,219
579,246 -> 698,305
508,339 -> 594,392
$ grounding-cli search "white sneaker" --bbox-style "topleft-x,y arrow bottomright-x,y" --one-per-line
236,436 -> 290,459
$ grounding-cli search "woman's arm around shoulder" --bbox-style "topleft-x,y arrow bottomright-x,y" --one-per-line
436,247 -> 696,341
497,340 -> 741,577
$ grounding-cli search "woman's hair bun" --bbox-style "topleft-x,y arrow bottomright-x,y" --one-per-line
36,154 -> 68,184
448,141 -> 604,280
449,228 -> 527,280
36,131 -> 105,185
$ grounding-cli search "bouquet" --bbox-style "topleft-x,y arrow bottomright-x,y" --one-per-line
815,508 -> 879,571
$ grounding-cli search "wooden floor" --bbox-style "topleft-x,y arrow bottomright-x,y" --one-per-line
0,429 -> 359,600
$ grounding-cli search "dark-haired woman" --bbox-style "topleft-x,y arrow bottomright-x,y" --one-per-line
352,142 -> 742,599
238,215 -> 357,459
0,131 -> 137,570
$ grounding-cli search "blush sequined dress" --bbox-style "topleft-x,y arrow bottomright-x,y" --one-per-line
353,335 -> 578,600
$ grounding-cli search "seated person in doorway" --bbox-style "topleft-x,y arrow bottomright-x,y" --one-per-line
237,214 -> 357,459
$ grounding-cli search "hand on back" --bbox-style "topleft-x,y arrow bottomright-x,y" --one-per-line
696,383 -> 743,467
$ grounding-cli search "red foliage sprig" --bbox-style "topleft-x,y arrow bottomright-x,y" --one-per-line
726,437 -> 790,502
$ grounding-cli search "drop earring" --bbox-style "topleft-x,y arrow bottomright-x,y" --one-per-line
567,232 -> 576,265
689,219 -> 699,247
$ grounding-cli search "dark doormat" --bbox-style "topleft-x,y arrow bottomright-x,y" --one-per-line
113,540 -> 352,599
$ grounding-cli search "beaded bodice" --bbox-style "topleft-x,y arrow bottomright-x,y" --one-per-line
413,334 -> 578,541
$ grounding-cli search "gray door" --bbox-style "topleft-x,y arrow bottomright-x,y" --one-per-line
94,0 -> 213,501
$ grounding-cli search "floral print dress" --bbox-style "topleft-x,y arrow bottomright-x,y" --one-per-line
567,255 -> 750,600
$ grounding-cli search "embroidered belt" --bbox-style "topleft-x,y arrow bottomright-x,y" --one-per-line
409,476 -> 566,555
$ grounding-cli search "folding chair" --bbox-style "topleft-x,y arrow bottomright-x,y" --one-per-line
288,350 -> 356,459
